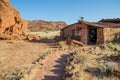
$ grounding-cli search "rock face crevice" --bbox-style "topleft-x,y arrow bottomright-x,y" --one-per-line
1,0 -> 9,7
0,0 -> 27,39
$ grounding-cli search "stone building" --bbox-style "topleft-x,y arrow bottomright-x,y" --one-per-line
60,18 -> 120,45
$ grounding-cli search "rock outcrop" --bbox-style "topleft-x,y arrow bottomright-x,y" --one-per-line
0,0 -> 27,40
27,34 -> 41,41
28,20 -> 67,31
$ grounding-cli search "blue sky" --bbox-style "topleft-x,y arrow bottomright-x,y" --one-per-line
9,0 -> 120,24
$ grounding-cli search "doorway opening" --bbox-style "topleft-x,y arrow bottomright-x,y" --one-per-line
88,26 -> 97,44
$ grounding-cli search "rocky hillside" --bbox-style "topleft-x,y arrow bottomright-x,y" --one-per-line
0,0 -> 27,40
27,20 -> 67,31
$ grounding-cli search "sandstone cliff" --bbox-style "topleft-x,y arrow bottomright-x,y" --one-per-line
28,20 -> 67,31
0,0 -> 27,40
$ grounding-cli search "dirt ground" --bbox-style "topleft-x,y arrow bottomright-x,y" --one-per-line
0,40 -> 69,80
31,49 -> 69,80
1,39 -> 119,80
0,40 -> 49,67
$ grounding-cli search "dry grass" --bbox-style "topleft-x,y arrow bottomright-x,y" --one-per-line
0,40 -> 49,80
58,41 -> 69,49
0,38 -> 120,80
0,30 -> 60,80
65,43 -> 120,80
27,30 -> 60,38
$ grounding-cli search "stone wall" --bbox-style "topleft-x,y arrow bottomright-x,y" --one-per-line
96,28 -> 104,44
61,22 -> 88,44
60,21 -> 120,45
62,23 -> 79,38
80,23 -> 88,44
103,28 -> 120,42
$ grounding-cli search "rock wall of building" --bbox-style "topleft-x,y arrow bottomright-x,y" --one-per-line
80,23 -> 88,44
96,28 -> 104,44
103,28 -> 120,42
62,23 -> 79,38
61,22 -> 89,44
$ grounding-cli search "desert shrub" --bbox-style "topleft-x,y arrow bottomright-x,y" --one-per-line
65,51 -> 90,80
28,30 -> 60,39
107,42 -> 120,55
65,46 -> 120,80
32,49 -> 52,64
58,41 -> 69,49
107,43 -> 115,49
107,43 -> 120,50
40,51 -> 50,59
71,51 -> 88,65
99,62 -> 119,74
0,62 -> 33,80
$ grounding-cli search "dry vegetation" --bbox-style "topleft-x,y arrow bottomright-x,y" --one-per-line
0,31 -> 65,80
64,43 -> 120,80
0,30 -> 120,80
27,30 -> 60,38
0,40 -> 51,80
0,41 -> 59,80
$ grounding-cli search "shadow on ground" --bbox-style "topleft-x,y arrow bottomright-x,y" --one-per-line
44,54 -> 68,80
85,66 -> 120,79
28,38 -> 59,48
85,67 -> 111,78
28,38 -> 54,43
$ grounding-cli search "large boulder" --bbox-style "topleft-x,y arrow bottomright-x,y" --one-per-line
0,0 -> 27,40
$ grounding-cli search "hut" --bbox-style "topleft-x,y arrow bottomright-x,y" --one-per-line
60,18 -> 120,45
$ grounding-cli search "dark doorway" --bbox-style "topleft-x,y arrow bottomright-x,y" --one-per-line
88,27 -> 97,44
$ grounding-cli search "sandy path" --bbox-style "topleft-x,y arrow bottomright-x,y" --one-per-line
32,49 -> 69,80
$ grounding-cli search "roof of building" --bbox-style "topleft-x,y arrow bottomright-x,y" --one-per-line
62,18 -> 120,30
61,22 -> 78,31
82,21 -> 120,28
99,18 -> 120,23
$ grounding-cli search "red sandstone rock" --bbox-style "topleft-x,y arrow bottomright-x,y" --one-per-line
27,34 -> 41,41
27,20 -> 67,31
0,0 -> 27,40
